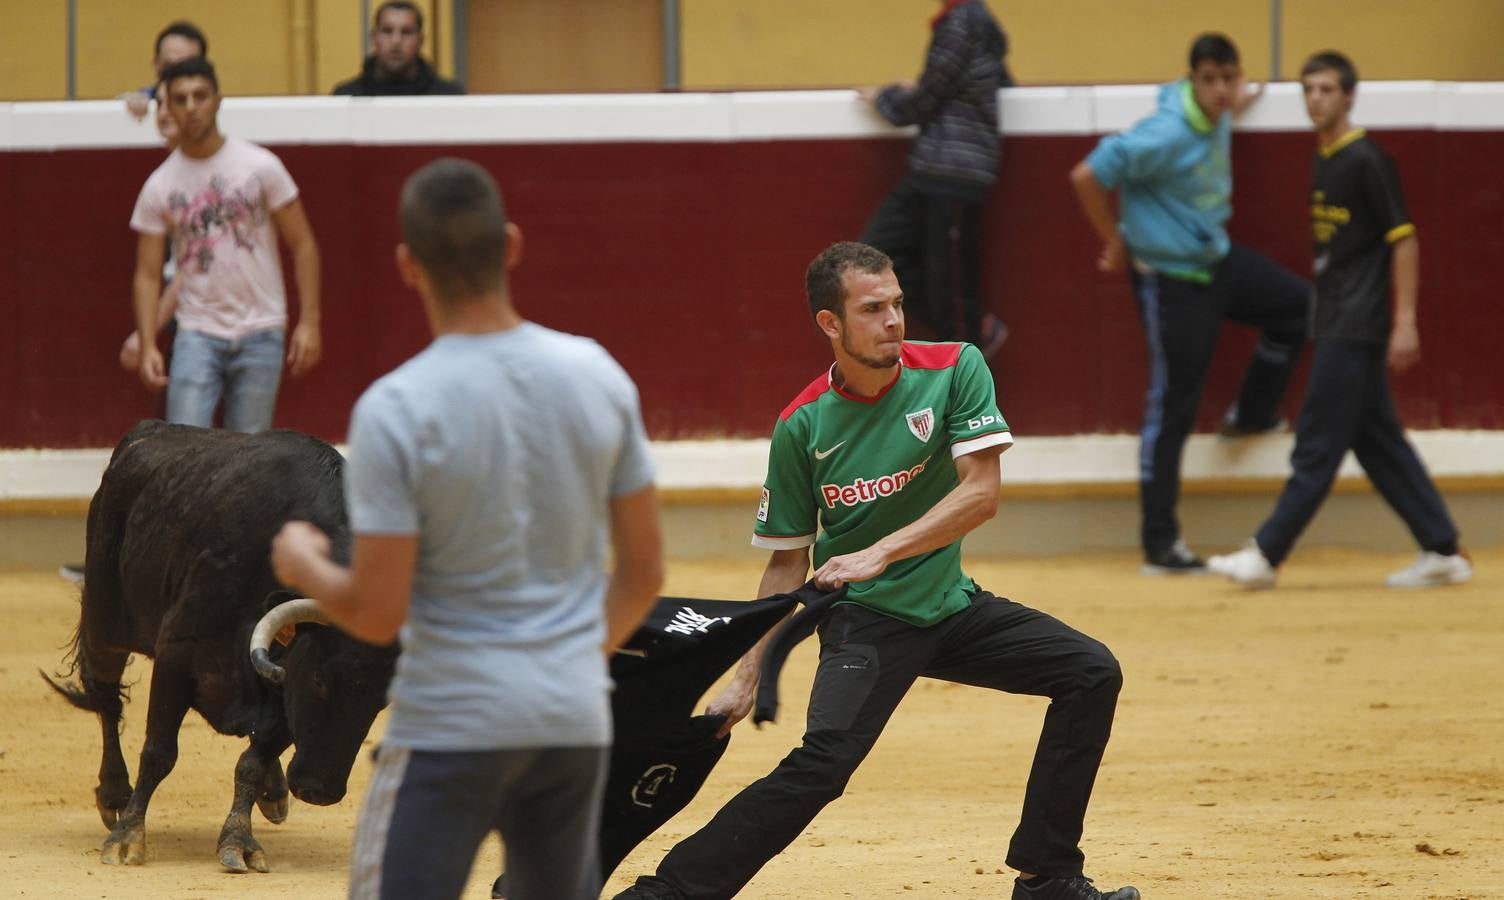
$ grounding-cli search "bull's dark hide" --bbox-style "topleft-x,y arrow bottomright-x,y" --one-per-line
44,420 -> 398,873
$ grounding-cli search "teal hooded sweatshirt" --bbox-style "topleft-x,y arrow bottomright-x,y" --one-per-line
1086,80 -> 1232,282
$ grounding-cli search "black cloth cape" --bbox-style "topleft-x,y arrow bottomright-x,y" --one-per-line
494,582 -> 843,897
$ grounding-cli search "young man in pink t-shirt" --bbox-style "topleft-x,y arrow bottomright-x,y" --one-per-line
130,56 -> 322,432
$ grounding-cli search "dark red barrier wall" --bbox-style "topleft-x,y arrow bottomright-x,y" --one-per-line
3,130 -> 1500,448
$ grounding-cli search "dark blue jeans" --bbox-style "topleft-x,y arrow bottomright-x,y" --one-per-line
859,176 -> 988,344
1255,338 -> 1457,566
350,744 -> 608,900
1130,243 -> 1310,556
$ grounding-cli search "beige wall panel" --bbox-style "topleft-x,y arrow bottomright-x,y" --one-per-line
435,0 -> 457,80
0,0 -> 68,100
1282,0 -> 1504,81
315,0 -> 365,93
466,0 -> 662,93
682,0 -> 932,89
1005,0 -> 1272,83
683,0 -> 1271,89
73,0 -> 295,99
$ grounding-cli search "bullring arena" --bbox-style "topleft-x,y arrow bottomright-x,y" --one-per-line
3,552 -> 1501,898
3,34 -> 1504,900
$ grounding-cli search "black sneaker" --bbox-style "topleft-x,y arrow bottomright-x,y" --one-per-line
58,563 -> 85,585
1141,539 -> 1207,575
1013,875 -> 1141,900
612,879 -> 686,900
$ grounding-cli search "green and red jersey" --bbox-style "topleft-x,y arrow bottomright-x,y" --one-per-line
753,341 -> 1012,627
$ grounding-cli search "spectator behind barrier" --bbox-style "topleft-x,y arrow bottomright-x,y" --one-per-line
332,1 -> 464,96
855,0 -> 1011,361
120,21 -> 206,121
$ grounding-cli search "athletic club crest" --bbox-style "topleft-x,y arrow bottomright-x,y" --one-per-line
905,407 -> 934,442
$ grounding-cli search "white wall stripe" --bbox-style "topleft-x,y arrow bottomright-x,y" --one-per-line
4,431 -> 1500,500
1,82 -> 1499,152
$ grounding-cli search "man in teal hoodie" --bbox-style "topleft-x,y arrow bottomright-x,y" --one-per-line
1070,32 -> 1310,574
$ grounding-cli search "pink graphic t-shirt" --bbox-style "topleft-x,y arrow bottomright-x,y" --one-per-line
130,136 -> 299,340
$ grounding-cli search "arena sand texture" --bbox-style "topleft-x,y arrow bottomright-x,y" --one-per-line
1,550 -> 1499,899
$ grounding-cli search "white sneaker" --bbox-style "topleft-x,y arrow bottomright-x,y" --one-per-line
1386,551 -> 1472,588
1207,540 -> 1278,589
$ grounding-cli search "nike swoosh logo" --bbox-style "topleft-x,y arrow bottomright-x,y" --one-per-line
814,441 -> 845,460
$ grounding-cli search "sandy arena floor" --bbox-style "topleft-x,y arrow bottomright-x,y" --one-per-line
1,548 -> 1499,899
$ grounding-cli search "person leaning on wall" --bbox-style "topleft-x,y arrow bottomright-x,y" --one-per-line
855,0 -> 1013,362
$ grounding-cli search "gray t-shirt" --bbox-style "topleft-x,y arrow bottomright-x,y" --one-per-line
345,322 -> 655,751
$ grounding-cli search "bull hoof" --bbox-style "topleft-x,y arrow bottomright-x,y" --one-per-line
256,793 -> 289,825
100,825 -> 146,866
95,785 -> 131,831
218,834 -> 270,874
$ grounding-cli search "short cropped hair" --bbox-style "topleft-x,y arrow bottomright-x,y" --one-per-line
1301,51 -> 1358,94
1189,33 -> 1239,69
375,1 -> 423,31
399,158 -> 508,302
805,242 -> 893,319
160,56 -> 218,94
155,21 -> 207,59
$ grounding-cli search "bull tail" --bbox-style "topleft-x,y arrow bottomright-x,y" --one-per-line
40,622 -> 129,714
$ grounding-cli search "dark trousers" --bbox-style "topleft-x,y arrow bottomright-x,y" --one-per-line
859,176 -> 987,343
1130,242 -> 1310,556
642,592 -> 1123,898
1255,339 -> 1458,566
350,745 -> 607,900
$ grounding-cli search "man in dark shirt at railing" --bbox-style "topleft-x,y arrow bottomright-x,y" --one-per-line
333,1 -> 464,97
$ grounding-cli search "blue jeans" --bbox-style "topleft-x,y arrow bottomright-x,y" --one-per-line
166,327 -> 285,433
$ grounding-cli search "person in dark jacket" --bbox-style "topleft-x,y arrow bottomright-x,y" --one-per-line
857,0 -> 1012,359
333,1 -> 464,97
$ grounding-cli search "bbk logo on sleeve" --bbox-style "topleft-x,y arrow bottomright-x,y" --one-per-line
906,407 -> 934,442
757,487 -> 770,522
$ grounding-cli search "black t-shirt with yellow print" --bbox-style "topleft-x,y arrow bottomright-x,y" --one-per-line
1309,129 -> 1415,343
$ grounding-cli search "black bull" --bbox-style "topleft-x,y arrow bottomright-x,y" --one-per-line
45,420 -> 842,880
44,421 -> 399,872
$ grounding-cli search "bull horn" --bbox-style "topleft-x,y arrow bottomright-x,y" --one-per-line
249,597 -> 333,684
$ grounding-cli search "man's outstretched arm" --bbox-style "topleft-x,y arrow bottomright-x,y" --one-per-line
814,445 -> 1003,590
704,546 -> 809,737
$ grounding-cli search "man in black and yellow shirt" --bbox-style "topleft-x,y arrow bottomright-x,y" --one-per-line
1209,51 -> 1471,589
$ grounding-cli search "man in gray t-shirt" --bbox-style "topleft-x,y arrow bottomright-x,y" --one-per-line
272,158 -> 663,900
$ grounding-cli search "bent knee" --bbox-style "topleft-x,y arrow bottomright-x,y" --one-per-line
1079,642 -> 1124,695
782,734 -> 868,800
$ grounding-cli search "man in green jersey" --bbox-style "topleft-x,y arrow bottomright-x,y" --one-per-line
617,243 -> 1137,900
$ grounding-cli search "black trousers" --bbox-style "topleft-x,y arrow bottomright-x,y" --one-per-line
640,591 -> 1123,898
859,176 -> 987,343
1130,243 -> 1310,556
1255,338 -> 1458,566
